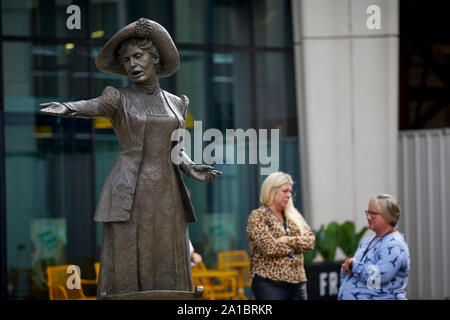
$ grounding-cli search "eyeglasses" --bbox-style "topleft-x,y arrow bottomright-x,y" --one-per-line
365,210 -> 382,218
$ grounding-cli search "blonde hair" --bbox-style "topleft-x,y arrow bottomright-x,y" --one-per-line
369,194 -> 401,227
260,171 -> 305,234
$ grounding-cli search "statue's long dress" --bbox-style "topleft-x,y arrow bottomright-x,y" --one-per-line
98,88 -> 192,297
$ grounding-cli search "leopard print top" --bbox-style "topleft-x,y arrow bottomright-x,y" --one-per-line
247,206 -> 315,283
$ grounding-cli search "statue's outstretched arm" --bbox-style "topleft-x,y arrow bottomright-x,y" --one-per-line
40,99 -> 103,119
39,86 -> 119,119
40,101 -> 72,117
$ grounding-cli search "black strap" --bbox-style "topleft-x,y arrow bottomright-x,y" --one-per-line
360,229 -> 395,260
267,208 -> 294,259
281,211 -> 290,235
267,207 -> 290,235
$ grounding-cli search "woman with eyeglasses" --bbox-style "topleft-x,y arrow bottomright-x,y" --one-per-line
338,194 -> 410,300
246,172 -> 315,300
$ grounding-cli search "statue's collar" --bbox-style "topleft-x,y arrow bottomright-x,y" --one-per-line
131,82 -> 161,95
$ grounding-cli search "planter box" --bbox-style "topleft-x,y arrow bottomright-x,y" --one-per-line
304,260 -> 344,300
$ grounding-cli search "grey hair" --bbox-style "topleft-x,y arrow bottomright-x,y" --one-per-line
117,37 -> 161,73
369,194 -> 401,227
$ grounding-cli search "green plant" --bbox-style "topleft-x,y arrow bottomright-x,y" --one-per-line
317,221 -> 341,262
339,221 -> 368,258
303,226 -> 324,264
304,221 -> 368,264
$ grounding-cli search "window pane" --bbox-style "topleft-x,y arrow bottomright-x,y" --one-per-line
90,0 -> 122,41
175,0 -> 251,45
1,0 -> 88,38
177,49 -> 257,265
253,0 -> 293,47
126,0 -> 172,33
3,42 -> 91,114
90,0 -> 172,41
255,51 -> 302,210
255,51 -> 297,135
178,50 -> 252,129
3,41 -> 96,299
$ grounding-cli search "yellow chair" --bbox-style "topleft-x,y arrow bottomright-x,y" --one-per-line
192,263 -> 216,300
192,262 -> 238,300
46,265 -> 96,300
94,262 -> 100,282
217,250 -> 251,299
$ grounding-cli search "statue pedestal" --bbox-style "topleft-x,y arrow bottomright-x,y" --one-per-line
101,286 -> 203,300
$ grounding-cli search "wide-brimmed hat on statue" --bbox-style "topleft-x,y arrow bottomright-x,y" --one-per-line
95,18 -> 180,78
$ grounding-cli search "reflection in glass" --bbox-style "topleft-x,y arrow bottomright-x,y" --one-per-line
3,41 -> 96,299
90,0 -> 122,41
1,0 -> 88,38
3,42 -> 91,114
175,0 -> 251,45
177,49 -> 257,266
126,0 -> 172,30
255,51 -> 297,135
253,0 -> 293,47
255,51 -> 302,210
90,0 -> 172,41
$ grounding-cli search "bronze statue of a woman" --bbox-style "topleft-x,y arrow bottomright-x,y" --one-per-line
40,18 -> 221,299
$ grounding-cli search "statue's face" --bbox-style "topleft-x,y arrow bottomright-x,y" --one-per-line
120,45 -> 159,85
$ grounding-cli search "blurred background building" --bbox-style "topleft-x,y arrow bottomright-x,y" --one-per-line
0,0 -> 448,300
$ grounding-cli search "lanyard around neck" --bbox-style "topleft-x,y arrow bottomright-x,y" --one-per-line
267,207 -> 290,235
361,229 -> 395,260
267,207 -> 294,259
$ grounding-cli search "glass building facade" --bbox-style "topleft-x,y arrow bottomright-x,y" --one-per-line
0,0 -> 301,299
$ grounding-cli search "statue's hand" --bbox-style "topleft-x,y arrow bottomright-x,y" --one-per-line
184,164 -> 222,183
40,102 -> 70,116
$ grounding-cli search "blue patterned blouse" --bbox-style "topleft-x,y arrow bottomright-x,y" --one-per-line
338,232 -> 410,300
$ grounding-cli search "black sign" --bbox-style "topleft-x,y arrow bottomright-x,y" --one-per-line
304,261 -> 344,300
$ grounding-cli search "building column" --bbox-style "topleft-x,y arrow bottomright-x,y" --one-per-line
291,0 -> 399,231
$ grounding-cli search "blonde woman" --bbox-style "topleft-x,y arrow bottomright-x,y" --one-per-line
247,172 -> 315,300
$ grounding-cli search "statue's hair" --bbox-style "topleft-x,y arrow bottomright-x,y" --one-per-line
260,171 -> 305,234
369,194 -> 401,227
117,37 -> 161,73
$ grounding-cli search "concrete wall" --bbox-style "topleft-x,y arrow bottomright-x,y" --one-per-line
291,0 -> 399,232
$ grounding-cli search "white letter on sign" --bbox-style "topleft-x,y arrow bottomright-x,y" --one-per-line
319,272 -> 328,296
